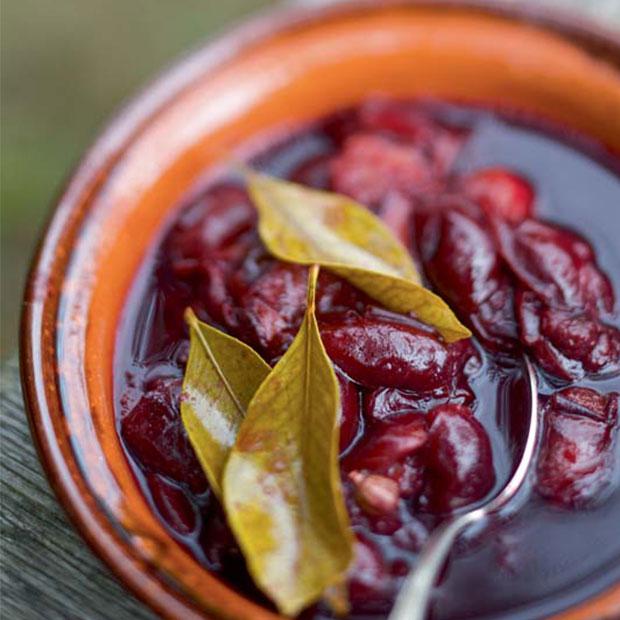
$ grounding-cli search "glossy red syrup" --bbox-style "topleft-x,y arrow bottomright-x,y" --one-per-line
115,99 -> 620,619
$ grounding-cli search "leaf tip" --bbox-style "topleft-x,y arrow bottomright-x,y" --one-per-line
444,324 -> 473,343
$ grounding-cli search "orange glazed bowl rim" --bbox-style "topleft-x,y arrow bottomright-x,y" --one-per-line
20,2 -> 620,620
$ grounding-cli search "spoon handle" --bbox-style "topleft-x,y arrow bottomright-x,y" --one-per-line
388,508 -> 484,620
388,355 -> 538,620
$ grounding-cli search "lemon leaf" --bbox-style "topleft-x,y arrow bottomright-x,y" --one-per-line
223,266 -> 354,616
181,309 -> 271,497
247,172 -> 470,342
248,170 -> 420,281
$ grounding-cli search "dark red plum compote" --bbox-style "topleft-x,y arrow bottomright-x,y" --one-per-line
115,99 -> 620,619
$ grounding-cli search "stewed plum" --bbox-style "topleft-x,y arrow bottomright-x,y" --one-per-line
461,168 -> 534,224
536,387 -> 619,507
320,313 -> 478,392
121,390 -> 208,494
494,218 -> 614,315
417,204 -> 519,351
343,413 -> 428,500
170,185 -> 254,251
423,404 -> 496,513
347,534 -> 392,613
147,473 -> 199,536
363,384 -> 474,422
517,290 -> 620,380
234,261 -> 308,359
116,99 -> 620,620
493,218 -> 620,380
331,133 -> 436,207
356,98 -> 469,174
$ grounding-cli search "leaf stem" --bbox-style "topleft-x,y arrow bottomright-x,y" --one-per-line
307,264 -> 319,312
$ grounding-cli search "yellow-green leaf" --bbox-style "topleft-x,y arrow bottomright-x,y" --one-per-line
333,268 -> 470,343
223,266 -> 354,616
181,308 -> 270,498
247,171 -> 471,342
248,170 -> 420,281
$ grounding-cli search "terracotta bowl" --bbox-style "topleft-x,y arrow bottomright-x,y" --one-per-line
21,2 -> 620,619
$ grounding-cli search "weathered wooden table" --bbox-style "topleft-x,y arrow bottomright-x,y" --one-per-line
1,359 -> 155,620
1,3 -> 618,619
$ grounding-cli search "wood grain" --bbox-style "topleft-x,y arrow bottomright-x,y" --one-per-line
0,358 -> 156,620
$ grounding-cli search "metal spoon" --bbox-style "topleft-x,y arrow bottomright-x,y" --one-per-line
388,355 -> 539,620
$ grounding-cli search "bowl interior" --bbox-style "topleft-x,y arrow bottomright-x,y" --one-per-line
25,4 -> 620,620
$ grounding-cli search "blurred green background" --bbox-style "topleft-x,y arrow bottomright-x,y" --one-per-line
0,0 -> 273,356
